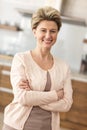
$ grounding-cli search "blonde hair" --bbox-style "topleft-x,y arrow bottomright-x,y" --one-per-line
31,6 -> 62,31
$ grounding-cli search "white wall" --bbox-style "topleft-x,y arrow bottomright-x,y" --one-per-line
52,23 -> 86,71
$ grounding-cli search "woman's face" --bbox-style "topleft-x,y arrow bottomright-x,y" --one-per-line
33,20 -> 58,50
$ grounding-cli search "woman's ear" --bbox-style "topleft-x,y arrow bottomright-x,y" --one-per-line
33,29 -> 36,37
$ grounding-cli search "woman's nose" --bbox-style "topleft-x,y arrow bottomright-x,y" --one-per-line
45,31 -> 51,38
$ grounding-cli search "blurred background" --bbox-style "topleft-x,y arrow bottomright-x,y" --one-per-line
0,0 -> 87,130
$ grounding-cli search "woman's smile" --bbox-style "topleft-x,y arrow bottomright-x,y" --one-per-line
43,39 -> 52,44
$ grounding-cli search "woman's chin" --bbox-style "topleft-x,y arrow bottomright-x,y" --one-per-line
43,45 -> 52,49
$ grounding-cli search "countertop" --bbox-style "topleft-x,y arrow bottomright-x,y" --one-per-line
71,70 -> 87,83
0,54 -> 12,66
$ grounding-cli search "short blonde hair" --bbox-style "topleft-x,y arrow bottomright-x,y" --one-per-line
31,6 -> 62,31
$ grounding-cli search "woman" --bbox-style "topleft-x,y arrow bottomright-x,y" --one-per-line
2,6 -> 73,130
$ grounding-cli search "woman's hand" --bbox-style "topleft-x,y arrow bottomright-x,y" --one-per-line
56,88 -> 64,100
18,79 -> 31,91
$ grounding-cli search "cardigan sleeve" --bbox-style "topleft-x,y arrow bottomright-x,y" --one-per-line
40,68 -> 73,112
11,53 -> 58,107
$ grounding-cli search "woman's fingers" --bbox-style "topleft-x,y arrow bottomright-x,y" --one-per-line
18,79 -> 31,90
56,88 -> 64,100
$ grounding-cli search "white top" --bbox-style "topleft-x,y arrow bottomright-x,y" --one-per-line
4,51 -> 73,130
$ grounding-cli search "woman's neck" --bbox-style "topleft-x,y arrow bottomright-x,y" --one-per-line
32,47 -> 52,60
30,48 -> 54,70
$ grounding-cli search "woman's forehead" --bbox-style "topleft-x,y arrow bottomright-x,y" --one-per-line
37,20 -> 58,30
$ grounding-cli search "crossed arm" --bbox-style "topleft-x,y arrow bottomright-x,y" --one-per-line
17,79 -> 72,112
18,79 -> 64,101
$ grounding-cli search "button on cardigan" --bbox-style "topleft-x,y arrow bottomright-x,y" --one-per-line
4,51 -> 73,130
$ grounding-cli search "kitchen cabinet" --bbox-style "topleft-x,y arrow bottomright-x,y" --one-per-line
0,64 -> 13,108
60,79 -> 87,130
0,56 -> 13,110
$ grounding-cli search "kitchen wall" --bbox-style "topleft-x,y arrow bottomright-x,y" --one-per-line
52,23 -> 86,71
0,0 -> 87,72
60,0 -> 87,72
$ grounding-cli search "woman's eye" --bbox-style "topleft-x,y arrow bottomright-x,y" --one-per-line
41,30 -> 46,32
51,30 -> 56,33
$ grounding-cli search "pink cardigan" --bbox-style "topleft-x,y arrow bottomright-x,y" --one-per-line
4,51 -> 73,130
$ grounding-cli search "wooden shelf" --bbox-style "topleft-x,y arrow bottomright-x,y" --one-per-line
0,24 -> 22,31
0,54 -> 13,61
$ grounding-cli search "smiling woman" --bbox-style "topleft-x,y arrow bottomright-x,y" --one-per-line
2,6 -> 73,130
